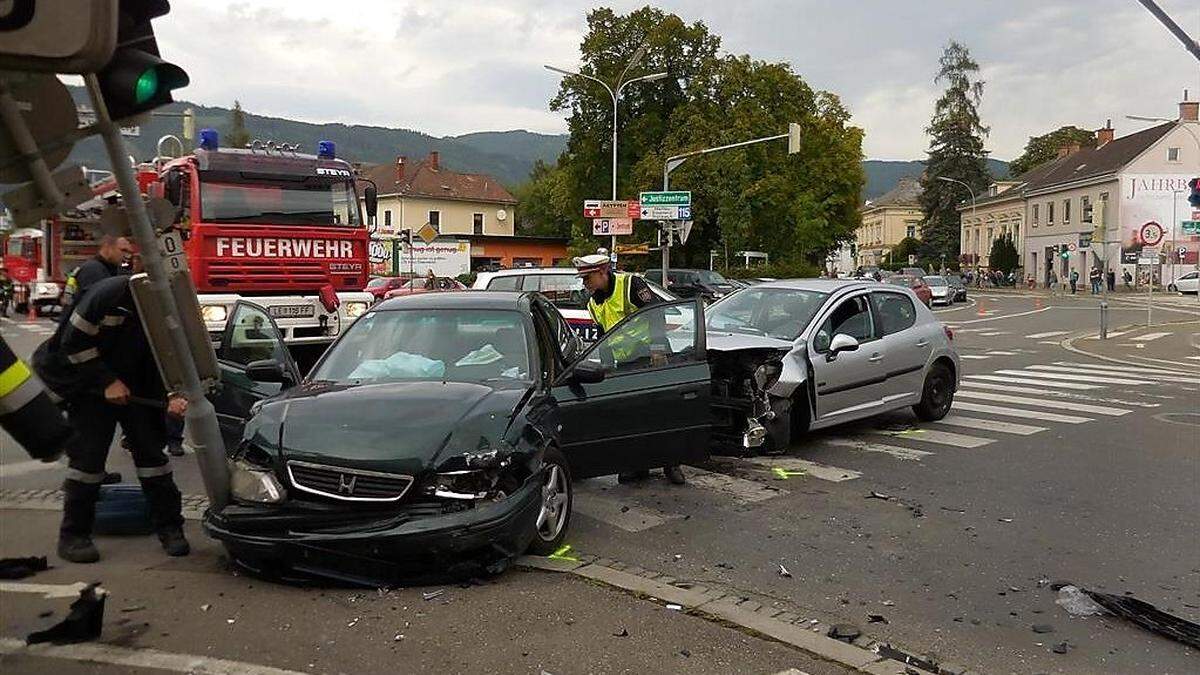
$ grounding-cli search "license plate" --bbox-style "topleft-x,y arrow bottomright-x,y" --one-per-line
571,323 -> 600,342
268,304 -> 315,319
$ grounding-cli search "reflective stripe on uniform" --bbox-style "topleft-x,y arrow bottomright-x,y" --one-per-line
100,314 -> 126,326
0,374 -> 42,414
136,464 -> 173,478
66,468 -> 107,484
69,311 -> 100,336
67,348 -> 100,364
0,359 -> 33,398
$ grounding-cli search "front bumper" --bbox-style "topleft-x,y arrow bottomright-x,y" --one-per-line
203,474 -> 543,585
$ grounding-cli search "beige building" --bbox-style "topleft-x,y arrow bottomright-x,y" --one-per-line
854,176 -> 923,268
956,180 -> 1024,270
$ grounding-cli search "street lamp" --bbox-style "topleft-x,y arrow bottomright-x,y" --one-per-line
545,54 -> 668,256
937,176 -> 978,272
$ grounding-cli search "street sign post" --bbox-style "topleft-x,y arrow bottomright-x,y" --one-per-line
639,205 -> 691,220
592,218 -> 633,236
583,200 -> 639,219
639,191 -> 691,206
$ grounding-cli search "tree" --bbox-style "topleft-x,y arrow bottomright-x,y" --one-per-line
989,232 -> 1019,274
225,100 -> 251,149
890,236 -> 923,264
513,161 -> 574,238
1008,126 -> 1096,176
918,41 -> 991,263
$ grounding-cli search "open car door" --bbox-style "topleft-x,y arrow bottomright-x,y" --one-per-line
210,301 -> 301,449
552,298 -> 710,479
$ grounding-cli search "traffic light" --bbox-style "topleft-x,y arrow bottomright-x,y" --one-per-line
1189,177 -> 1200,209
1060,245 -> 1070,260
398,229 -> 412,245
96,0 -> 188,121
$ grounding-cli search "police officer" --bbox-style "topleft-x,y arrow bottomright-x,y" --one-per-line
573,253 -> 686,485
1,336 -> 71,462
33,273 -> 189,563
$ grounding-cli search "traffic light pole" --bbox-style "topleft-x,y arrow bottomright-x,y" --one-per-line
83,74 -> 231,510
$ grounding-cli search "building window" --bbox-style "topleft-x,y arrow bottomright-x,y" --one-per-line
1081,196 -> 1092,223
1168,147 -> 1181,162
1047,202 -> 1055,224
473,213 -> 484,235
1032,203 -> 1039,225
1062,199 -> 1071,223
905,224 -> 915,239
428,211 -> 440,227
383,210 -> 392,229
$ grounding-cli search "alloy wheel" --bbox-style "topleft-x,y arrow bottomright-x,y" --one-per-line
536,464 -> 569,542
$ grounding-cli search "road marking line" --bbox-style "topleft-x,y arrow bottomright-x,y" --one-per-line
685,466 -> 791,503
821,438 -> 933,460
1128,332 -> 1172,341
959,354 -> 990,360
991,369 -> 1155,385
957,381 -> 1163,407
1023,364 -> 1197,384
1025,331 -> 1069,339
948,306 -> 1052,325
1188,356 -> 1200,361
0,581 -> 94,599
1052,361 -> 1186,377
951,401 -> 1093,423
0,637 -> 308,675
870,427 -> 993,448
572,487 -> 682,532
0,458 -> 65,479
954,389 -> 1130,416
741,457 -> 862,482
964,374 -> 1103,390
1086,331 -> 1128,339
976,331 -> 1010,337
1039,340 -> 1062,345
935,414 -> 1046,435
985,350 -> 1018,355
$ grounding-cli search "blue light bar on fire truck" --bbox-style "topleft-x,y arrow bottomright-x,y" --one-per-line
198,127 -> 219,150
317,140 -> 336,159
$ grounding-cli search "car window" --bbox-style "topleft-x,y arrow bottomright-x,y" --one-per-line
707,287 -> 828,340
486,275 -> 522,291
925,276 -> 945,285
813,295 -> 874,352
870,291 -> 917,336
535,297 -> 582,363
581,302 -> 697,374
532,274 -> 590,310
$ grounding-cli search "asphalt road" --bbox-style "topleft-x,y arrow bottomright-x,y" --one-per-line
2,290 -> 1198,674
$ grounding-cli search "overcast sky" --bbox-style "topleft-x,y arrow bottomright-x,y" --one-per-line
154,1 -> 1199,161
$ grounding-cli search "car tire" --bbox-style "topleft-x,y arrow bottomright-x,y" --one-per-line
913,362 -> 954,422
527,447 -> 572,556
1168,284 -> 1177,293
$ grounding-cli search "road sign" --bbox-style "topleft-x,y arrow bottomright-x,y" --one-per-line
640,191 -> 691,206
677,220 -> 694,245
1139,221 -> 1164,246
583,200 -> 639,219
592,218 -> 633,236
615,243 -> 650,255
1078,232 -> 1093,248
417,221 -> 439,245
1067,242 -> 1078,252
639,205 -> 691,220
1182,220 -> 1200,235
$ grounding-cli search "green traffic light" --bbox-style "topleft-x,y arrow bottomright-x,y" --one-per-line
134,67 -> 159,105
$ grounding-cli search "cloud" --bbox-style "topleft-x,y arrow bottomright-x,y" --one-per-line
154,0 -> 1200,160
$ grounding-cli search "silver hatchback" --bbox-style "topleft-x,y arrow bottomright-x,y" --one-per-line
704,279 -> 960,452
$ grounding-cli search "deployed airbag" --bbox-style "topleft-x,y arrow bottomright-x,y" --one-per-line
349,351 -> 445,380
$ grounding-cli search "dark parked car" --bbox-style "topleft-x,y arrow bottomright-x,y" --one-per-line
204,294 -> 710,583
644,268 -> 737,301
945,274 -> 968,301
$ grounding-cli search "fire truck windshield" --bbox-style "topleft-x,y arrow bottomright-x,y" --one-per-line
199,178 -> 360,227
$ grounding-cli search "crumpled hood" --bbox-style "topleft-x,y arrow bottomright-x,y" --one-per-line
264,380 -> 529,476
706,332 -> 795,353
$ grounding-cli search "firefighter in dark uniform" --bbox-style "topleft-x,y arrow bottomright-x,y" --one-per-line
33,274 -> 190,563
574,253 -> 686,485
60,234 -> 132,316
0,336 -> 72,461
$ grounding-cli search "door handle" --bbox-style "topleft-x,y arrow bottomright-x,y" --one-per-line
915,340 -> 929,348
868,353 -> 883,363
682,391 -> 699,400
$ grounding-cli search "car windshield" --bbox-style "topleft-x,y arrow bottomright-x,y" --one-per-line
925,276 -> 946,285
946,275 -> 962,284
310,309 -> 531,384
887,276 -> 914,286
697,270 -> 730,285
706,287 -> 829,340
199,177 -> 360,226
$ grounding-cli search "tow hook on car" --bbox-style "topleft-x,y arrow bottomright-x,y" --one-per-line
744,418 -> 768,448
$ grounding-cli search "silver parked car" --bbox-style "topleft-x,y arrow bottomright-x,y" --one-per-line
924,275 -> 953,306
704,279 -> 960,453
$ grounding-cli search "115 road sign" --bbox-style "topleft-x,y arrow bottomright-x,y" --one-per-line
639,191 -> 691,206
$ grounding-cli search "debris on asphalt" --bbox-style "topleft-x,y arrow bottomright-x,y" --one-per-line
998,518 -> 1014,523
0,556 -> 49,580
868,614 -> 888,624
393,633 -> 404,642
679,649 -> 691,657
119,605 -> 146,613
619,506 -> 630,513
612,628 -> 629,637
347,618 -> 359,628
828,623 -> 861,642
940,506 -> 966,513
1052,641 -> 1073,654
37,610 -> 53,619
1056,585 -> 1105,617
673,554 -> 683,561
422,589 -> 444,601
1081,587 -> 1200,649
777,563 -> 791,578
200,604 -> 211,612
666,604 -> 683,611
27,582 -> 106,645
226,618 -> 236,625
1031,624 -> 1055,634
882,600 -> 895,606
866,491 -> 892,500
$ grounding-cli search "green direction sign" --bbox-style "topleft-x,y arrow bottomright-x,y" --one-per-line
640,191 -> 691,206
1182,220 -> 1200,235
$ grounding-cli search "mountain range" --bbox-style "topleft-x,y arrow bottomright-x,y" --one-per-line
64,89 -> 1007,199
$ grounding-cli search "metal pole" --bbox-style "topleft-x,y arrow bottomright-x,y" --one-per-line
83,75 -> 231,509
1136,0 -> 1200,61
610,91 -> 618,257
661,162 -> 671,285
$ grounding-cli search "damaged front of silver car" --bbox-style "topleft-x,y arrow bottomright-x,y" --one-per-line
707,334 -> 809,455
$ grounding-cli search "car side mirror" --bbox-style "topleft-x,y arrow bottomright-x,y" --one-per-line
569,361 -> 606,384
828,334 -> 859,359
246,359 -> 292,385
364,185 -> 378,219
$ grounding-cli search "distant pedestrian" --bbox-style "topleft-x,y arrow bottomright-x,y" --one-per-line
1089,267 -> 1101,294
1069,269 -> 1079,294
1107,270 -> 1116,292
1048,270 -> 1059,294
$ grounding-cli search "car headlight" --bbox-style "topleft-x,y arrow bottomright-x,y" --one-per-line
229,458 -> 286,504
426,447 -> 517,501
201,304 -> 228,322
344,301 -> 369,319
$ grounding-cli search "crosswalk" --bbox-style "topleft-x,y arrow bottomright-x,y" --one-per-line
0,317 -> 56,337
571,357 -> 1190,534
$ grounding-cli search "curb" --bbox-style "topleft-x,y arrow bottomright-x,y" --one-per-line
0,489 -> 209,521
1060,320 -> 1200,370
516,555 -> 974,675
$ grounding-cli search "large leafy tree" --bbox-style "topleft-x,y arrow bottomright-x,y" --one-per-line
989,232 -> 1019,274
919,41 -> 991,262
1008,126 -> 1096,176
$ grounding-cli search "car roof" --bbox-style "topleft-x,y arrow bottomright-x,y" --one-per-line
753,278 -> 877,293
482,267 -> 575,277
375,290 -> 530,311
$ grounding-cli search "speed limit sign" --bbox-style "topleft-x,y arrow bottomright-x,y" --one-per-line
1139,221 -> 1164,247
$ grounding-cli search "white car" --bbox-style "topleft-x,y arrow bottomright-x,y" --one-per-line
1168,270 -> 1199,294
473,268 -> 673,341
923,275 -> 953,306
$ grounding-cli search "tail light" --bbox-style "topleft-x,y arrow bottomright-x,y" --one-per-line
943,325 -> 954,341
318,283 -> 340,313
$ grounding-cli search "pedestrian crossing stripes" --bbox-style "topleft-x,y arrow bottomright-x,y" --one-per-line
741,456 -> 863,482
985,350 -> 1017,355
934,415 -> 1046,435
990,369 -> 1155,386
955,380 -> 1161,408
951,401 -> 1093,424
819,438 -> 933,461
976,331 -> 1009,337
1024,364 -> 1196,385
1025,331 -> 1069,339
959,354 -> 990,360
1187,356 -> 1200,361
871,427 -> 993,448
1052,361 -> 1186,377
1128,332 -> 1171,342
954,389 -> 1130,416
964,374 -> 1103,390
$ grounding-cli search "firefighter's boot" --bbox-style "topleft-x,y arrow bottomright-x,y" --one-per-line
58,480 -> 101,563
